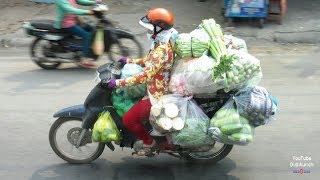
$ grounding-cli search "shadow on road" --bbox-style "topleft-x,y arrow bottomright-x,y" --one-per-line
29,156 -> 238,180
5,67 -> 97,92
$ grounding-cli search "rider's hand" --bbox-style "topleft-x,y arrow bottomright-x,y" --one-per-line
101,78 -> 117,89
88,10 -> 95,15
118,57 -> 127,67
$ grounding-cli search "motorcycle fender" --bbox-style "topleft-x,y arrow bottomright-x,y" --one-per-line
53,104 -> 85,119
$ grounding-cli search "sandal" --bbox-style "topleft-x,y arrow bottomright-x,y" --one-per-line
79,58 -> 96,68
135,140 -> 157,156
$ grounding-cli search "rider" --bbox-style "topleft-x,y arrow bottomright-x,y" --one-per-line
54,0 -> 100,68
102,8 -> 178,156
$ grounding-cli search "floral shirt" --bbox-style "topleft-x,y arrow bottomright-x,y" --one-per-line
116,42 -> 174,100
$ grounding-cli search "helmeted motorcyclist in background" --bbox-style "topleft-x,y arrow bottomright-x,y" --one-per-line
102,8 -> 178,156
54,0 -> 101,68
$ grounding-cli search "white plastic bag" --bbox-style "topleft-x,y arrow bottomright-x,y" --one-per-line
169,53 -> 224,96
224,35 -> 248,53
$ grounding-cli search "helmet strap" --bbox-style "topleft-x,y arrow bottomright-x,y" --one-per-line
152,25 -> 164,39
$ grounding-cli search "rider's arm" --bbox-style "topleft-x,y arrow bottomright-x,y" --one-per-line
127,58 -> 146,67
56,0 -> 90,15
76,0 -> 96,6
116,45 -> 167,87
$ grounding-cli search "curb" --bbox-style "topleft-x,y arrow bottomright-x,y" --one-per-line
274,30 -> 320,44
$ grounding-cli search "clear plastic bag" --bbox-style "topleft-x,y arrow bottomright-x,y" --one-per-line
169,53 -> 224,96
234,86 -> 278,127
116,64 -> 147,99
170,98 -> 214,147
213,49 -> 263,92
149,94 -> 188,133
209,99 -> 255,145
92,111 -> 122,143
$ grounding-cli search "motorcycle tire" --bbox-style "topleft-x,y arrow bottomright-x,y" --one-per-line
179,144 -> 233,163
108,38 -> 143,61
49,117 -> 105,164
30,38 -> 62,70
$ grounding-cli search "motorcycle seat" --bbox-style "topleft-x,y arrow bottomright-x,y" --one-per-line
30,20 -> 66,33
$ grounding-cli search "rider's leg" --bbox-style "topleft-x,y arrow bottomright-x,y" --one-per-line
122,98 -> 155,150
65,25 -> 95,67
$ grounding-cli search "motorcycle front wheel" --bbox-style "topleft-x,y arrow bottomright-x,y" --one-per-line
30,38 -> 62,70
108,38 -> 143,61
49,117 -> 105,164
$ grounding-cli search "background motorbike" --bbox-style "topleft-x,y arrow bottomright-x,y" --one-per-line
23,4 -> 143,70
49,62 -> 234,164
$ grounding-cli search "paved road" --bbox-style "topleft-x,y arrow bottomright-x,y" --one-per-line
0,46 -> 319,180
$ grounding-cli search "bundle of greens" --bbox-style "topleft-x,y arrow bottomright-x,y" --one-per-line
174,28 -> 210,58
200,18 -> 228,62
190,28 -> 210,57
175,33 -> 192,58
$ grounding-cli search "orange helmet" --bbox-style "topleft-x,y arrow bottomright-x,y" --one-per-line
139,8 -> 174,31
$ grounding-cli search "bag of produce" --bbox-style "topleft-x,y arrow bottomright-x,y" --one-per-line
169,53 -> 224,96
212,49 -> 263,92
92,111 -> 122,143
111,92 -> 140,117
170,98 -> 214,147
92,28 -> 105,56
209,99 -> 255,145
224,35 -> 248,53
233,86 -> 278,127
149,94 -> 188,133
116,64 -> 147,99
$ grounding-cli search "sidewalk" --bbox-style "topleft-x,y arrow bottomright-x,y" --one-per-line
0,0 -> 319,48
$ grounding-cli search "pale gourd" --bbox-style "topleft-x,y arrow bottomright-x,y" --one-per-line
164,103 -> 179,118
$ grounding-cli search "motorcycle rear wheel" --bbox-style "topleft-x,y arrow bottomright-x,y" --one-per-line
30,38 -> 62,70
108,38 -> 143,61
179,143 -> 233,163
49,117 -> 105,164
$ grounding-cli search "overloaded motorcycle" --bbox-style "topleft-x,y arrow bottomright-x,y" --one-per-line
49,62 -> 235,164
23,4 -> 143,70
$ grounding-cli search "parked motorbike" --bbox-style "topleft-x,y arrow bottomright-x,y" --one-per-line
23,4 -> 143,70
49,62 -> 234,164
